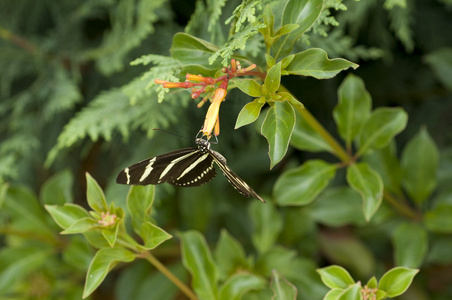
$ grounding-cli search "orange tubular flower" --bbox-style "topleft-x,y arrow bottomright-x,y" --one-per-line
201,86 -> 227,137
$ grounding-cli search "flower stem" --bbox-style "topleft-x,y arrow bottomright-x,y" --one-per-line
143,252 -> 198,300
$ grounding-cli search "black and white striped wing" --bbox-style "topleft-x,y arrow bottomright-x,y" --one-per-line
210,150 -> 266,203
116,147 -> 217,187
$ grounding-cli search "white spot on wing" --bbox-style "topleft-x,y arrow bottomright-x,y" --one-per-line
139,157 -> 156,182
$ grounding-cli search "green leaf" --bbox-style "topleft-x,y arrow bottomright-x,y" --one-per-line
83,248 -> 136,298
311,187 -> 365,227
285,49 -> 359,79
101,224 -> 120,247
214,230 -> 249,281
392,222 -> 428,268
317,265 -> 355,289
275,24 -> 300,37
425,204 -> 452,233
249,201 -> 283,254
273,0 -> 323,59
363,141 -> 403,196
378,267 -> 419,298
62,217 -> 99,234
357,108 -> 408,156
127,185 -> 155,236
254,246 -> 297,277
264,62 -> 282,95
40,170 -> 74,205
274,160 -> 337,206
235,98 -> 265,129
179,230 -> 218,300
45,203 -> 90,230
346,163 -> 383,221
337,283 -> 361,300
333,74 -> 372,147
139,222 -> 172,250
261,101 -> 295,168
270,271 -> 298,300
86,173 -> 108,212
424,47 -> 452,90
290,111 -> 334,153
265,53 -> 276,68
170,33 -> 220,68
234,79 -> 263,97
401,127 -> 439,205
218,273 -> 266,300
262,4 -> 274,36
324,289 -> 342,300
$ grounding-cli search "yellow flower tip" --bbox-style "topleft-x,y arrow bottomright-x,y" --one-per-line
186,74 -> 215,84
201,89 -> 225,137
154,79 -> 168,85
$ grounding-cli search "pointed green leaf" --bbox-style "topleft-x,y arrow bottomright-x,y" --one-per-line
219,273 -> 266,300
285,49 -> 359,79
235,98 -> 265,129
254,247 -> 297,277
83,248 -> 136,298
274,160 -> 337,206
346,163 -> 383,221
86,173 -> 108,212
214,230 -> 249,281
337,283 -> 361,300
101,224 -> 120,247
317,265 -> 354,289
333,74 -> 372,147
170,33 -> 220,68
275,24 -> 300,37
45,203 -> 90,230
273,0 -> 323,59
261,101 -> 295,168
363,141 -> 403,196
61,217 -> 99,234
401,127 -> 439,205
262,4 -> 275,36
281,55 -> 295,70
366,277 -> 377,289
249,201 -> 283,254
265,53 -> 276,68
139,221 -> 172,250
357,108 -> 408,156
392,222 -> 428,268
179,230 -> 218,300
234,79 -> 263,97
324,289 -> 343,300
290,112 -> 334,153
264,62 -> 282,94
40,170 -> 74,205
127,185 -> 155,236
270,271 -> 297,300
378,267 -> 419,298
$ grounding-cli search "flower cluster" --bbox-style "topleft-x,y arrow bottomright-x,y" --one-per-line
155,59 -> 257,138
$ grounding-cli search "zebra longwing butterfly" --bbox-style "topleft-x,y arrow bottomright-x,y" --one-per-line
116,138 -> 265,202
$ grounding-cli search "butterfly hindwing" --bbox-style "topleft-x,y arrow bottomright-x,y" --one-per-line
210,150 -> 265,203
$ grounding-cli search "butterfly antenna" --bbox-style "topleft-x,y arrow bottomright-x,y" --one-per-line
153,128 -> 192,142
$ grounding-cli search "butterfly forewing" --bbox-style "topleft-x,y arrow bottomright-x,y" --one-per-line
116,147 -> 217,186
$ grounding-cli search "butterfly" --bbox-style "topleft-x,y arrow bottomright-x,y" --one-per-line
116,138 -> 265,202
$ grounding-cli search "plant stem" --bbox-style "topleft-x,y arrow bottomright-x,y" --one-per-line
143,252 -> 198,300
383,190 -> 420,220
0,26 -> 38,53
278,85 -> 350,163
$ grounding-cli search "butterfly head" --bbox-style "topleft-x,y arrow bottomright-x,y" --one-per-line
195,138 -> 211,152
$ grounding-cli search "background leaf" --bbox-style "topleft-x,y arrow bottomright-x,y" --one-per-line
401,127 -> 439,205
235,98 -> 265,129
274,160 -> 337,206
378,267 -> 419,298
392,222 -> 428,268
249,201 -> 283,254
179,230 -> 218,300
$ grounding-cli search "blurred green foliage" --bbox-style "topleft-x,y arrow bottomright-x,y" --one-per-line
1,0 -> 452,299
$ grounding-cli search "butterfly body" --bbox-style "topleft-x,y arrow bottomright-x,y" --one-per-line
116,138 -> 265,202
